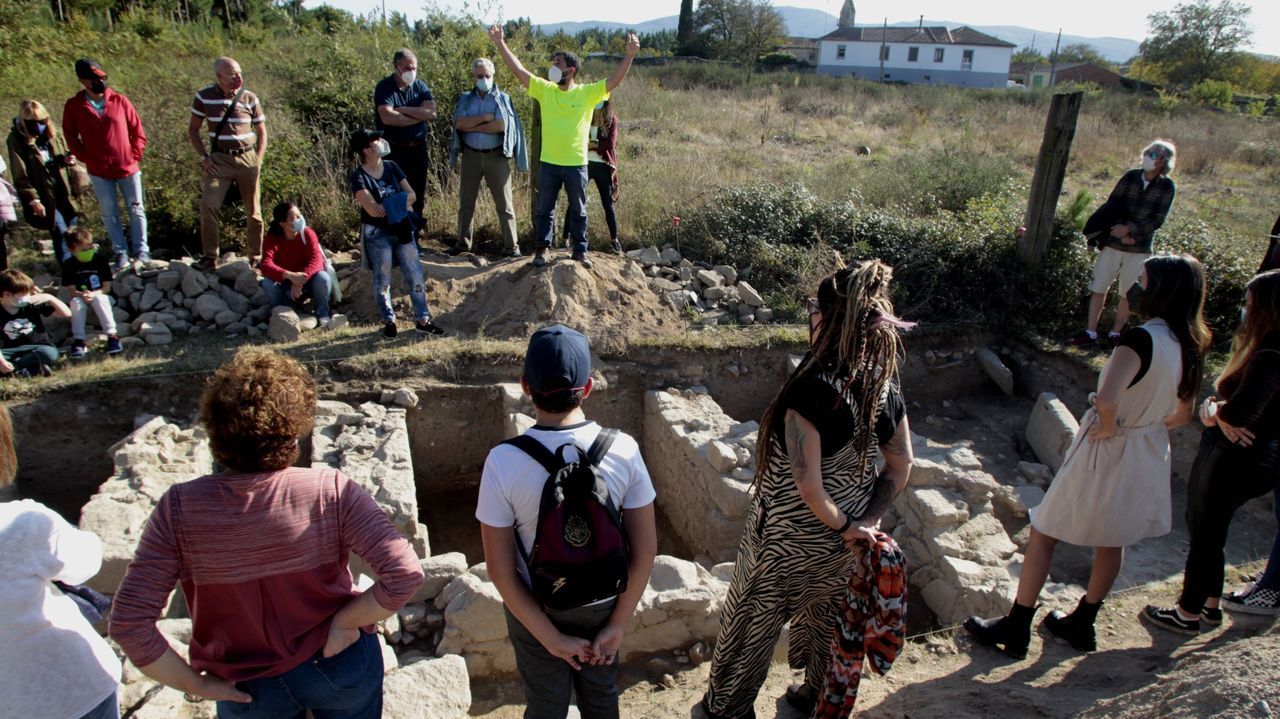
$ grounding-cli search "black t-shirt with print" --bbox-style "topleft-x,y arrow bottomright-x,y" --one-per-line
1,302 -> 55,348
61,251 -> 114,291
780,374 -> 906,456
349,160 -> 407,229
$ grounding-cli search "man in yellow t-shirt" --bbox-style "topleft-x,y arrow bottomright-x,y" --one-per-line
489,25 -> 639,269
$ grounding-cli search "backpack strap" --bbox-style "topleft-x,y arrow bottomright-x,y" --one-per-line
501,435 -> 562,474
586,428 -> 618,467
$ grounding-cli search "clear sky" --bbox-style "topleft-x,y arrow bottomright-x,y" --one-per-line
310,0 -> 1280,56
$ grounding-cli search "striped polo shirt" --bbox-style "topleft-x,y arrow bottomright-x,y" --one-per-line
191,84 -> 265,152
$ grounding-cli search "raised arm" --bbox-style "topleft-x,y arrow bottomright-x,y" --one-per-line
488,25 -> 533,89
606,33 -> 640,93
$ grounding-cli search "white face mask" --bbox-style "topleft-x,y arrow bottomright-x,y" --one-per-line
548,65 -> 563,84
291,216 -> 306,235
400,69 -> 416,85
1141,155 -> 1159,173
0,154 -> 6,175
475,77 -> 493,93
374,139 -> 391,158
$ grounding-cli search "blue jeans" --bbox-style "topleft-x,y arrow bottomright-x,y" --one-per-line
362,224 -> 429,323
80,691 -> 119,719
217,631 -> 383,719
505,599 -> 620,719
1259,482 -> 1280,590
2,344 -> 59,373
51,208 -> 74,264
536,162 -> 588,256
260,272 -> 333,320
89,172 -> 148,259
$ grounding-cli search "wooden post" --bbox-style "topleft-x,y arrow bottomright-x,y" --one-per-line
528,99 -> 541,230
1019,91 -> 1083,269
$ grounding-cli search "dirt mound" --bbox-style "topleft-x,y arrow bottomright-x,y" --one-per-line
1076,630 -> 1280,719
339,251 -> 687,341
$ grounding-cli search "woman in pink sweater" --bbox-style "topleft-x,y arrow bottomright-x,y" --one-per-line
109,348 -> 424,718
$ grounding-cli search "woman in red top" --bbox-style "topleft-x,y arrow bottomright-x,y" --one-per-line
259,201 -> 334,326
109,348 -> 424,718
1144,269 -> 1280,633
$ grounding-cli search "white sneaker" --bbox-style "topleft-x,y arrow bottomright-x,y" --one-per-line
317,317 -> 331,329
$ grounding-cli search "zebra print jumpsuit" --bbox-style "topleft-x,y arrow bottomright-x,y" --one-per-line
703,372 -> 903,718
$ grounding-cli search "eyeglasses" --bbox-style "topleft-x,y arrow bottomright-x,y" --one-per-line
804,297 -> 821,316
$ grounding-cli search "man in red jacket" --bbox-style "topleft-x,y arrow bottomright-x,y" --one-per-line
63,58 -> 149,272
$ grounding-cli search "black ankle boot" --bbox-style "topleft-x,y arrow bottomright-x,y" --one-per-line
964,602 -> 1035,659
1044,596 -> 1102,652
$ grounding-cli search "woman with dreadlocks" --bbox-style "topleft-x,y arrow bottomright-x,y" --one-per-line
965,254 -> 1210,658
695,261 -> 915,719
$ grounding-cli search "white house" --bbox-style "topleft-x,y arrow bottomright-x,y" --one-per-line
815,0 -> 1014,88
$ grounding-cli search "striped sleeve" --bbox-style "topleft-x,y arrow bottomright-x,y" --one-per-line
248,92 -> 265,123
337,473 -> 423,610
109,493 -> 182,668
190,92 -> 207,117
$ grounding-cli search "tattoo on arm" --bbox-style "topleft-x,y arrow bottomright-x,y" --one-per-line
859,476 -> 897,523
785,412 -> 808,479
881,429 -> 909,456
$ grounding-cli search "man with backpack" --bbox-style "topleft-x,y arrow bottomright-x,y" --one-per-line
477,324 -> 657,718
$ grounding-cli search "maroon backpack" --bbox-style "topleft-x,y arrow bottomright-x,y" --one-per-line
502,429 -> 630,611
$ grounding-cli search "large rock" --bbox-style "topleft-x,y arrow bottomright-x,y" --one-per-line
139,285 -> 164,311
155,271 -> 183,291
234,269 -> 260,297
218,285 -> 252,315
695,269 -> 722,288
713,265 -> 738,285
976,346 -> 1014,395
409,552 -> 469,604
737,281 -> 764,307
1026,392 -> 1079,473
215,259 -> 251,281
267,307 -> 302,342
193,292 -> 230,322
382,655 -> 471,719
180,269 -> 208,298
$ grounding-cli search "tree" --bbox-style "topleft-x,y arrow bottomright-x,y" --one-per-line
1139,0 -> 1253,86
693,0 -> 786,65
1052,43 -> 1116,71
676,0 -> 695,53
1013,48 -> 1046,65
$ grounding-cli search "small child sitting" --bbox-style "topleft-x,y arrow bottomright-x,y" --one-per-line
0,269 -> 70,378
61,228 -> 121,358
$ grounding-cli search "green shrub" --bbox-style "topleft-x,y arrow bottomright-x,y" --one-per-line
1188,79 -> 1234,109
858,146 -> 1017,215
1158,216 -> 1256,345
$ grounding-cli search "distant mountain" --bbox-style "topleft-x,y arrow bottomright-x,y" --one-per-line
536,6 -> 1141,64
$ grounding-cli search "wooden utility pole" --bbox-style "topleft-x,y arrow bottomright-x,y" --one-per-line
1019,91 -> 1083,269
528,100 -> 541,226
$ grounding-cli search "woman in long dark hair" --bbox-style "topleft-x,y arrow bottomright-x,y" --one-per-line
562,98 -> 621,254
696,260 -> 915,719
1145,269 -> 1280,630
967,254 -> 1211,658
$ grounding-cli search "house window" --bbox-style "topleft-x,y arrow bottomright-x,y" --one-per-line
908,47 -> 919,62
836,44 -> 846,60
962,49 -> 974,69
934,48 -> 945,62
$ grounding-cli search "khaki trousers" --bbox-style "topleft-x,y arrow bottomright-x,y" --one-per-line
456,148 -> 518,253
200,149 -> 263,259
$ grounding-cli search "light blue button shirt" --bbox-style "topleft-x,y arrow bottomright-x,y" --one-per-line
457,90 -> 503,151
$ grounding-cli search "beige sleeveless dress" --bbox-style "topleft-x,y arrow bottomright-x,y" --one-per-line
1030,319 -> 1182,547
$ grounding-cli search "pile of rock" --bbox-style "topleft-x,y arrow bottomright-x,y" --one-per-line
627,246 -> 779,326
642,386 -> 758,563
40,256 -> 345,348
79,415 -> 214,594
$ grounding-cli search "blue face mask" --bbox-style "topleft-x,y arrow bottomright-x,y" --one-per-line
15,297 -> 30,309
1241,307 -> 1247,324
595,102 -> 604,110
291,216 -> 306,235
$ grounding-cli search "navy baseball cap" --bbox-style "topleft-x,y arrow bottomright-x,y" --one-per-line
523,325 -> 591,395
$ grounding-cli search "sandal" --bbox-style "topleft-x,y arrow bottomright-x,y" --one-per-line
784,684 -> 817,714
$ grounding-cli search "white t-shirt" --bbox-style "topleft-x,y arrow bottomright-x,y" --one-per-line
476,421 -> 656,586
0,500 -> 122,718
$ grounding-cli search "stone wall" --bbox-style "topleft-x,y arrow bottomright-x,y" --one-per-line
78,416 -> 214,594
882,433 -> 1026,625
312,399 -> 430,558
642,387 -> 758,563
